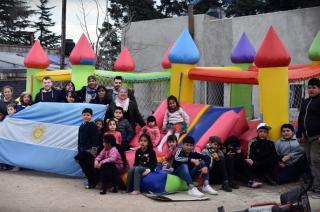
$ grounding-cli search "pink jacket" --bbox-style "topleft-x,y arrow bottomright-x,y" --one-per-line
95,146 -> 124,170
105,131 -> 122,145
140,125 -> 161,146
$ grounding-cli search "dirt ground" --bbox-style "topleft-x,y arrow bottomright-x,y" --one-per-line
0,170 -> 319,212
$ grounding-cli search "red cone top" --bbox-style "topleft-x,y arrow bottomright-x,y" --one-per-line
161,41 -> 174,69
114,47 -> 135,71
254,26 -> 291,68
24,40 -> 50,69
69,34 -> 96,65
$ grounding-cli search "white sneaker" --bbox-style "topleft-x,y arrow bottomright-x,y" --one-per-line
188,187 -> 205,198
202,185 -> 218,195
157,145 -> 163,152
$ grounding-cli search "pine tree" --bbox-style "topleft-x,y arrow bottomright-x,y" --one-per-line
0,1 -> 34,45
33,0 -> 60,48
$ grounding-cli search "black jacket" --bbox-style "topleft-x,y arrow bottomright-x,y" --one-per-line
89,96 -> 112,105
173,147 -> 211,170
297,94 -> 320,138
76,86 -> 97,103
34,89 -> 62,103
134,148 -> 157,171
248,138 -> 278,168
0,99 -> 16,115
78,121 -> 99,152
105,101 -> 145,130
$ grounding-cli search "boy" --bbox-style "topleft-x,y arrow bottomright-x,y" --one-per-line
246,123 -> 278,185
202,136 -> 236,192
297,78 -> 320,190
75,108 -> 99,189
76,75 -> 98,103
275,124 -> 311,184
114,106 -> 133,151
6,103 -> 16,117
173,136 -> 218,197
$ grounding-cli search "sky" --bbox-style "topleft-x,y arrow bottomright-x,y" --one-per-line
29,0 -> 107,43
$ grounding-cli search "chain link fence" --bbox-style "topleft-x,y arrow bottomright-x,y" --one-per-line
96,76 -> 169,119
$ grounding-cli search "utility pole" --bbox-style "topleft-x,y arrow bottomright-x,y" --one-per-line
188,4 -> 194,39
60,0 -> 67,69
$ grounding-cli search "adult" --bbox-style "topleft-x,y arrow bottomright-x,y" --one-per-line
34,76 -> 62,103
76,75 -> 98,103
0,85 -> 17,115
105,87 -> 145,131
107,76 -> 136,102
90,85 -> 112,106
16,92 -> 33,112
61,81 -> 77,102
297,78 -> 320,190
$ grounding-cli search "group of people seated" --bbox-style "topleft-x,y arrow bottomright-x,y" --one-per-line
0,76 -> 319,199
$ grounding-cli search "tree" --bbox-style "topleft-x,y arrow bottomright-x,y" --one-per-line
33,0 -> 60,48
157,0 -> 221,17
0,1 -> 34,45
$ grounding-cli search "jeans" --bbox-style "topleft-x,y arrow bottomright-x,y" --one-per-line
99,163 -> 122,191
126,166 -> 147,191
302,135 -> 320,186
173,160 -> 208,185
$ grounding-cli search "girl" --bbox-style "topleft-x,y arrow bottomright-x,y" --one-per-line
162,135 -> 178,172
157,95 -> 190,152
139,116 -> 161,147
65,91 -> 77,103
16,92 -> 32,112
90,85 -> 111,106
0,86 -> 16,116
61,81 -> 76,101
94,134 -> 128,194
127,134 -> 157,195
104,118 -> 122,145
95,118 -> 104,153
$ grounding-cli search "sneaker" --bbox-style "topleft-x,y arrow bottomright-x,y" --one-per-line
188,187 -> 205,198
229,181 -> 239,189
249,180 -> 263,188
202,185 -> 218,195
222,181 -> 232,192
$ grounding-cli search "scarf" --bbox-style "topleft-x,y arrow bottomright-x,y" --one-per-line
85,86 -> 97,103
115,97 -> 130,112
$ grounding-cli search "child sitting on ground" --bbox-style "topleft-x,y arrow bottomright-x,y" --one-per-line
104,118 -> 122,145
157,95 -> 189,152
162,135 -> 178,172
245,123 -> 278,185
127,134 -> 157,195
94,134 -> 128,195
173,136 -> 217,197
139,115 -> 161,147
113,106 -> 133,151
275,123 -> 312,184
202,136 -> 235,192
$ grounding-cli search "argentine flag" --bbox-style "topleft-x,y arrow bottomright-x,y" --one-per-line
0,103 -> 106,177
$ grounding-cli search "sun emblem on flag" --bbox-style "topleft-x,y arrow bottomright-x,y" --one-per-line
32,125 -> 45,142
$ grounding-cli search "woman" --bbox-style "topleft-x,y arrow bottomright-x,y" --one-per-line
105,87 -> 145,131
90,85 -> 111,106
0,86 -> 16,116
61,81 -> 77,102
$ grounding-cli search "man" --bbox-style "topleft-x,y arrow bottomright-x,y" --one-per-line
297,78 -> 320,191
34,76 -> 62,103
76,75 -> 98,103
107,76 -> 136,102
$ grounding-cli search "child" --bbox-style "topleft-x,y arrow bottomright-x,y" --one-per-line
0,85 -> 16,116
157,95 -> 190,152
275,124 -> 312,184
224,136 -> 262,188
94,134 -> 128,195
16,92 -> 32,112
162,134 -> 178,172
139,115 -> 160,147
127,134 -> 157,195
95,118 -> 104,153
104,118 -> 122,145
113,106 -> 133,151
6,103 -> 16,117
173,136 -> 217,197
74,108 -> 99,189
65,91 -> 77,103
0,111 -> 4,121
246,123 -> 278,185
202,136 -> 235,192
